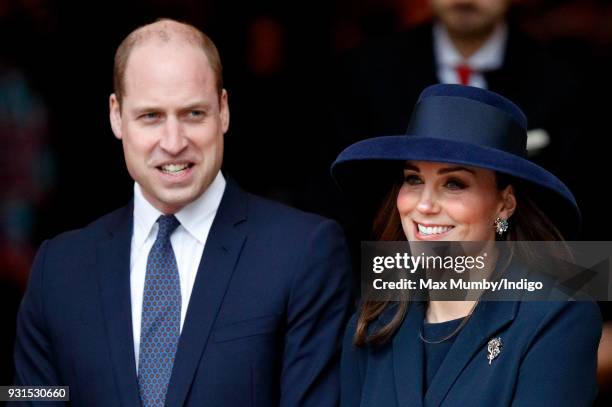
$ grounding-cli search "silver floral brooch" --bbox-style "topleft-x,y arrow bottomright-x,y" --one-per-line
487,337 -> 502,365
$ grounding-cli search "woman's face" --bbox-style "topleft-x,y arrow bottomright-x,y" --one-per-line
397,161 -> 515,241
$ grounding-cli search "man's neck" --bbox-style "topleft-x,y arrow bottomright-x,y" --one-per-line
446,24 -> 500,59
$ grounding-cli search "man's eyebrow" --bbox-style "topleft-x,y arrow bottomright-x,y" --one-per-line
128,105 -> 166,118
130,106 -> 158,114
181,101 -> 212,111
129,101 -> 213,115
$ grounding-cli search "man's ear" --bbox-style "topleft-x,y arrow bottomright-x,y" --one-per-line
109,93 -> 123,140
220,89 -> 230,134
499,185 -> 517,220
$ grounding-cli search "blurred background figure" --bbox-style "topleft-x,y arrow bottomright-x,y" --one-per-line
0,61 -> 55,390
0,0 -> 57,385
335,0 -> 580,185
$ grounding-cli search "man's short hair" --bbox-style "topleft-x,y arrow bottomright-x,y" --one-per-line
113,18 -> 223,106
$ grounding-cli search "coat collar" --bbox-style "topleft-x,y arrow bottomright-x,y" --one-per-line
392,302 -> 426,407
96,200 -> 141,406
165,178 -> 248,407
424,300 -> 518,406
391,299 -> 518,407
97,178 -> 248,406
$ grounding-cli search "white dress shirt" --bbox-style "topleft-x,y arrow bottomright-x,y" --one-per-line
130,171 -> 226,369
433,21 -> 508,89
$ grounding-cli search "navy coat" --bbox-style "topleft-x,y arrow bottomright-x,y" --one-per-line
14,179 -> 353,406
341,299 -> 601,406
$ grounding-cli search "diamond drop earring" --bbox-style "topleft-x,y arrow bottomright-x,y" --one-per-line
495,217 -> 509,235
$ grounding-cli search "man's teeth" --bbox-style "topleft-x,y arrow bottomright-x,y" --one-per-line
417,224 -> 453,235
161,163 -> 189,173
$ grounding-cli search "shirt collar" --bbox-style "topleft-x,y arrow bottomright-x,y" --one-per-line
133,171 -> 227,249
433,21 -> 508,71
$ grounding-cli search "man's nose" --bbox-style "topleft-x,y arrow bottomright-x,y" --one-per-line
159,116 -> 188,154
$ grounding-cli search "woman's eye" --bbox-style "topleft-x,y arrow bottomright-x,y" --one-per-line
404,174 -> 423,185
445,178 -> 466,190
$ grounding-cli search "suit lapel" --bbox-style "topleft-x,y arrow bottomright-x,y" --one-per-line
424,301 -> 519,406
483,28 -> 523,101
393,302 -> 425,407
399,24 -> 438,108
96,202 -> 142,406
165,179 -> 248,407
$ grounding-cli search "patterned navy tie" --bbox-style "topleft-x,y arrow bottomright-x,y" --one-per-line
138,214 -> 182,407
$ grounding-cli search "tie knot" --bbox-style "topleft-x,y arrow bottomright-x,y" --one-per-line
455,64 -> 473,86
156,215 -> 180,240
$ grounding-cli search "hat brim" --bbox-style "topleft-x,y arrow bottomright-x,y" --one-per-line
331,136 -> 581,238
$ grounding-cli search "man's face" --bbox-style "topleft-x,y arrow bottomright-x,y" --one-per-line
110,41 -> 229,214
431,0 -> 509,37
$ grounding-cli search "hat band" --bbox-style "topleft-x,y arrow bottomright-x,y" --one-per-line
406,95 -> 527,157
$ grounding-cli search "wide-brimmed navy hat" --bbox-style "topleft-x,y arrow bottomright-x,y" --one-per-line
331,84 -> 580,238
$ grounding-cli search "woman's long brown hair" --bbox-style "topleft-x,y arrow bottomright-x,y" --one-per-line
353,174 -> 567,347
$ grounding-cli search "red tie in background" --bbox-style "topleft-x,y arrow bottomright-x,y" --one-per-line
456,64 -> 472,86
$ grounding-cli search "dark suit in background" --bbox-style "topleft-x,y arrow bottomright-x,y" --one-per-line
335,23 -> 580,180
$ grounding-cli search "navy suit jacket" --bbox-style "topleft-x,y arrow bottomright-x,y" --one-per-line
14,179 -> 353,406
341,300 -> 601,406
